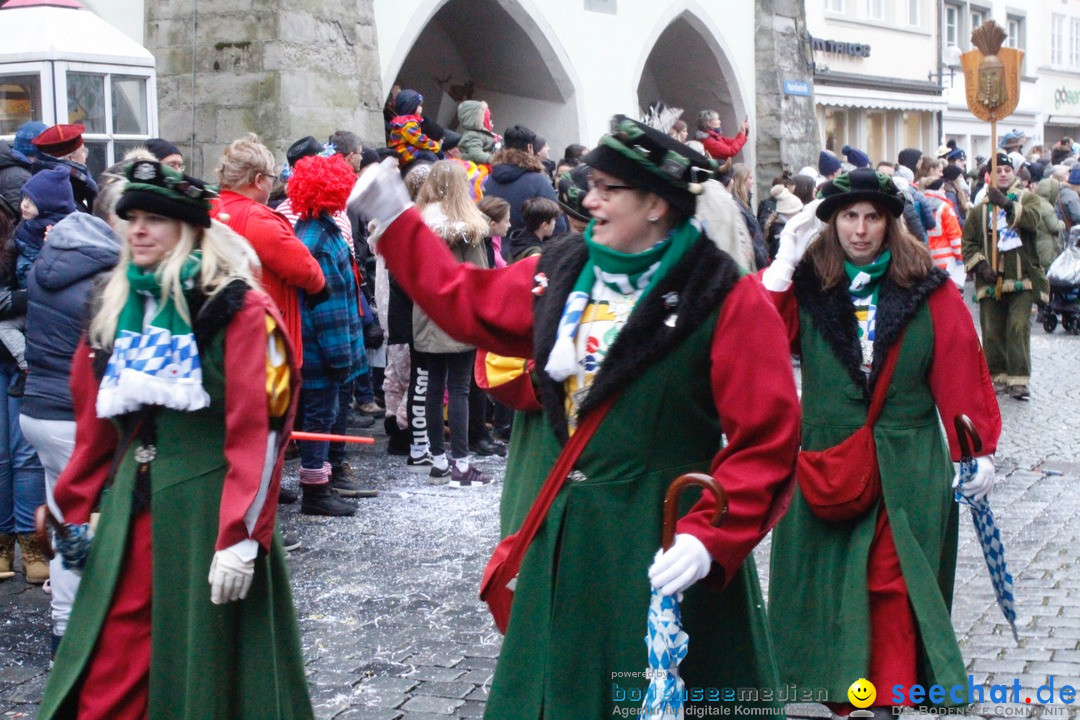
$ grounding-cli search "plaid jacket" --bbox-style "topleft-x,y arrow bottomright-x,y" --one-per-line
295,214 -> 366,387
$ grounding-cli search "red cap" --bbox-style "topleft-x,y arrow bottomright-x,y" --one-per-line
31,124 -> 85,157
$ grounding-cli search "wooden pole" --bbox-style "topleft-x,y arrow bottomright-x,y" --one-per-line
989,119 -> 1003,299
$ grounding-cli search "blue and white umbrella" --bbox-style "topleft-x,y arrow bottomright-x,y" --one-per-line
643,473 -> 727,720
953,416 -> 1019,643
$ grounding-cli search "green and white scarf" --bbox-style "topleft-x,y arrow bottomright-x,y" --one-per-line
544,220 -> 700,381
844,249 -> 891,372
96,253 -> 210,418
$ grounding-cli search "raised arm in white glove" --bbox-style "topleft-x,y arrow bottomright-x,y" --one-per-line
350,157 -> 413,241
208,548 -> 255,605
761,198 -> 825,292
648,533 -> 712,596
952,455 -> 995,502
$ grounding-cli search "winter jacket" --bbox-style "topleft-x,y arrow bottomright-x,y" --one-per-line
483,149 -> 568,242
0,140 -> 31,220
735,199 -> 767,270
22,213 -> 121,420
388,114 -> 441,165
32,154 -> 98,213
962,180 -> 1044,301
1056,186 -> 1080,231
0,234 -> 27,366
695,128 -> 747,160
211,190 -> 326,365
412,204 -> 487,354
506,229 -> 543,264
457,100 -> 499,165
295,214 -> 366,387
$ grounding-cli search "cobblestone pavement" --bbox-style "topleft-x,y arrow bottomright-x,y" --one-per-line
1,305 -> 1077,719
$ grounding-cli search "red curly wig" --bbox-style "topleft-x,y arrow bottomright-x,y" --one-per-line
286,154 -> 356,219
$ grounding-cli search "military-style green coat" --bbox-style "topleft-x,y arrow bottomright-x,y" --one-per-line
378,209 -> 802,720
765,265 -> 1001,704
39,285 -> 313,720
961,182 -> 1046,301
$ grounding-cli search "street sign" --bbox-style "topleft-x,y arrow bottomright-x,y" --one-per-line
784,80 -> 812,97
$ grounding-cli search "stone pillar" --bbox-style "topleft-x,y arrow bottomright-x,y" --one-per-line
754,0 -> 820,188
145,0 -> 384,178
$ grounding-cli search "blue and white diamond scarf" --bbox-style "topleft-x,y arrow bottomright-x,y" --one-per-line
96,254 -> 210,418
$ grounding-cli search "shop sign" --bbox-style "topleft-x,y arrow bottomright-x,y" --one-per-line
1054,86 -> 1080,110
809,36 -> 871,58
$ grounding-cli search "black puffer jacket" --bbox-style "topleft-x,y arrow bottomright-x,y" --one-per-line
0,140 -> 31,220
22,212 -> 121,419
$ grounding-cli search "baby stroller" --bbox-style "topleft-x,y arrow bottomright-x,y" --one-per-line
1041,227 -> 1080,334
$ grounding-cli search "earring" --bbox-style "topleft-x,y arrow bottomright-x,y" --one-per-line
648,216 -> 659,224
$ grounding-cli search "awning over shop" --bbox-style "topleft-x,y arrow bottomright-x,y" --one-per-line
1046,115 -> 1080,127
816,84 -> 948,112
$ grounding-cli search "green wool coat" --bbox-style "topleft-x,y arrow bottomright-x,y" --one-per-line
961,184 -> 1046,302
39,300 -> 312,720
768,267 -> 968,705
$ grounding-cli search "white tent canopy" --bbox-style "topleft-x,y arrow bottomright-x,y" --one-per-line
0,0 -> 153,67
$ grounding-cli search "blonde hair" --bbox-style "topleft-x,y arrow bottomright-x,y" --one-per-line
89,219 -> 262,349
216,133 -> 275,190
731,163 -> 753,209
415,161 -> 490,246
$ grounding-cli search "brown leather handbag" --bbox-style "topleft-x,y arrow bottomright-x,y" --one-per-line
796,332 -> 903,523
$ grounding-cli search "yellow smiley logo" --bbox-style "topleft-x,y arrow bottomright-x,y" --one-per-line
847,678 -> 876,708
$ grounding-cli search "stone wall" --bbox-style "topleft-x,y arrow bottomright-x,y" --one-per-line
754,0 -> 820,186
145,0 -> 384,178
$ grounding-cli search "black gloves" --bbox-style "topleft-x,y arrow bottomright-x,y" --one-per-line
305,286 -> 330,308
985,186 -> 1014,213
974,260 -> 999,285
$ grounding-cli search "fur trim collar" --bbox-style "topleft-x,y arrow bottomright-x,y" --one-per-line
532,233 -> 742,443
490,148 -> 545,174
793,264 -> 949,397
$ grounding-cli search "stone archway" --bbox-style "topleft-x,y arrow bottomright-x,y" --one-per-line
636,9 -> 745,140
390,0 -> 581,154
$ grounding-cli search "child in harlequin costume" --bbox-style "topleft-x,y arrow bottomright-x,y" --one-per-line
38,161 -> 313,720
355,115 -> 802,719
760,168 -> 1002,717
388,89 -> 440,168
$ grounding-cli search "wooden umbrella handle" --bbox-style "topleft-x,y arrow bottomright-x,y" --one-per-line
662,473 -> 728,551
33,505 -> 61,561
953,414 -> 984,463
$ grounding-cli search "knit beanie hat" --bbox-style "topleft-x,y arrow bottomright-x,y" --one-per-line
22,166 -> 77,215
897,148 -> 923,173
842,145 -> 870,169
144,138 -> 182,162
946,148 -> 966,162
1067,165 -> 1080,186
556,163 -> 591,222
771,184 -> 803,215
503,125 -> 537,151
819,150 -> 842,176
942,165 -> 964,181
32,124 -> 85,158
115,160 -> 215,228
394,89 -> 423,116
582,114 -> 718,217
815,167 -> 905,221
13,121 -> 46,159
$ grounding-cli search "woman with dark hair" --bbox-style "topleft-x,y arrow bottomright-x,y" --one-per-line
356,114 -> 800,719
791,173 -> 817,205
761,168 -> 1002,718
39,160 -> 312,719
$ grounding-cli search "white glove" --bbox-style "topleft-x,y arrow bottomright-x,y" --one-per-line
952,455 -> 995,502
208,549 -> 255,605
350,157 -> 413,238
761,198 -> 825,292
648,533 -> 712,596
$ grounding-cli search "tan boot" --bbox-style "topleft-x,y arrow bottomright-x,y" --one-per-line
17,533 -> 49,585
0,533 -> 14,580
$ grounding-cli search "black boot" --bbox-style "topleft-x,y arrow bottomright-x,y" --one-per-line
300,483 -> 357,516
385,416 -> 409,456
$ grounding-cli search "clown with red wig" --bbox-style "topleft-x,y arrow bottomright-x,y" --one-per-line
288,155 -> 371,515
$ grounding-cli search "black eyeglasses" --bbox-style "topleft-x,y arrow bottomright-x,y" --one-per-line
587,177 -> 636,200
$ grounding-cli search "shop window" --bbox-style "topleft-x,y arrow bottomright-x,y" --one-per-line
824,107 -> 848,154
866,111 -> 886,168
0,73 -> 42,135
67,72 -> 106,133
903,111 -> 924,151
1053,15 -> 1065,66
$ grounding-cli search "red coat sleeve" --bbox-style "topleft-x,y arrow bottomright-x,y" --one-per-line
703,130 -> 747,160
755,268 -> 802,354
676,274 -> 801,583
379,208 -> 537,358
244,207 -> 326,295
53,342 -> 120,524
217,292 -> 297,552
927,282 -> 1002,459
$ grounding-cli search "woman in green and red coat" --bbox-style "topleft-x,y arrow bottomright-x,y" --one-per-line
760,168 -> 1002,717
38,160 -> 312,719
357,115 -> 802,719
